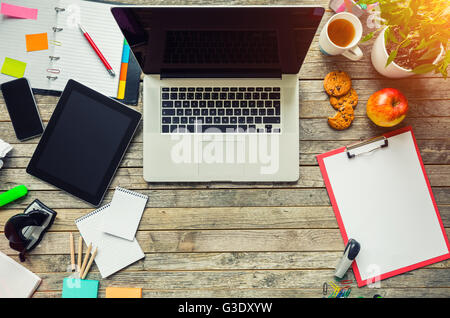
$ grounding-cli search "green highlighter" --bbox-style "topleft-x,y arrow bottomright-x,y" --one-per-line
0,185 -> 28,207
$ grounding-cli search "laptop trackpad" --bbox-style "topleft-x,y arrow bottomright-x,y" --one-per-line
198,140 -> 245,180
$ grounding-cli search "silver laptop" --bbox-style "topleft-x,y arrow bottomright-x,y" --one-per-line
112,6 -> 324,182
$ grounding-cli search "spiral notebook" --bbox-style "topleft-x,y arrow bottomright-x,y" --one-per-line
101,187 -> 148,241
76,203 -> 145,278
0,0 -> 139,102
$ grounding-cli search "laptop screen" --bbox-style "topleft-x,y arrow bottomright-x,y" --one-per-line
111,7 -> 324,77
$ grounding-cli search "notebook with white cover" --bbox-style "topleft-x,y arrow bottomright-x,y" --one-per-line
0,0 -> 123,97
0,251 -> 41,298
76,204 -> 145,278
101,187 -> 148,241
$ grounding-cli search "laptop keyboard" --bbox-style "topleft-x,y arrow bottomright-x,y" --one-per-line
161,87 -> 281,134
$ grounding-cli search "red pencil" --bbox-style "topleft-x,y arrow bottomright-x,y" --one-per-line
78,24 -> 115,77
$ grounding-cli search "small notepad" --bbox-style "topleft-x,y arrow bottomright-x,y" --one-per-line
106,287 -> 143,298
76,204 -> 145,278
62,278 -> 99,298
101,187 -> 148,241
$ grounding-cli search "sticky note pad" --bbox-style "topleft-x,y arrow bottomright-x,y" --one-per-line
0,3 -> 38,20
62,278 -> 99,298
1,57 -> 27,78
117,81 -> 126,99
106,287 -> 143,298
26,33 -> 48,52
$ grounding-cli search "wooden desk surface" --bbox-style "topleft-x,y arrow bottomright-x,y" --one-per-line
0,0 -> 449,298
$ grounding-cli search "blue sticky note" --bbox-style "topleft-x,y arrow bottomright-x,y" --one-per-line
62,278 -> 99,298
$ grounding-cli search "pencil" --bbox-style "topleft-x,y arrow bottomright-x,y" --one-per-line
81,247 -> 98,280
79,243 -> 92,279
69,233 -> 75,272
77,236 -> 83,272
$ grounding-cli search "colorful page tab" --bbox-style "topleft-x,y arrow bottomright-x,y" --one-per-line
0,3 -> 38,20
62,278 -> 99,298
26,33 -> 48,52
106,287 -> 142,298
1,57 -> 27,78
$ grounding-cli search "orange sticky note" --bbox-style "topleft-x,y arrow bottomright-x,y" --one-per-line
105,287 -> 142,298
25,33 -> 48,52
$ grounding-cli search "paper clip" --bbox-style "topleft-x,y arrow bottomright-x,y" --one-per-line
49,56 -> 60,61
47,76 -> 58,80
54,7 -> 66,13
49,40 -> 62,46
47,68 -> 61,74
53,27 -> 64,32
323,282 -> 328,295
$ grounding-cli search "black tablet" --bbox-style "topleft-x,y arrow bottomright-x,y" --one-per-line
27,80 -> 141,206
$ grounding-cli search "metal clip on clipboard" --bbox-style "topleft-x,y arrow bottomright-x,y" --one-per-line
346,136 -> 388,159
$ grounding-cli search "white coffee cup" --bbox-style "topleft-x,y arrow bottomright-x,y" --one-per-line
319,12 -> 363,61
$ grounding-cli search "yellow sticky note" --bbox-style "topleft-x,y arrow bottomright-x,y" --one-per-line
1,57 -> 27,78
25,33 -> 48,52
117,80 -> 126,99
105,287 -> 142,298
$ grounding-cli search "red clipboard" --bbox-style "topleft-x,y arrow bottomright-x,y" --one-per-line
317,126 -> 450,287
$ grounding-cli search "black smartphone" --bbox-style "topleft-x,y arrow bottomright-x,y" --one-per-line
1,78 -> 44,141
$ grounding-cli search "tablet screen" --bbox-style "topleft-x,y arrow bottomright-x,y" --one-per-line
35,90 -> 131,194
27,80 -> 141,206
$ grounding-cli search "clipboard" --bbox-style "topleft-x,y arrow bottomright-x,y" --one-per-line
317,126 -> 450,287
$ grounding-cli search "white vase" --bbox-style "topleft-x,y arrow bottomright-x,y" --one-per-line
371,28 -> 444,78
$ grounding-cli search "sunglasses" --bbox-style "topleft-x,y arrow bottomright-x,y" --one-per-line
4,199 -> 57,262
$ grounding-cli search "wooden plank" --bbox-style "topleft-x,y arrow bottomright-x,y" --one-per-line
2,117 -> 449,145
3,78 -> 450,122
32,287 -> 450,298
3,187 -> 450,209
2,96 -> 449,123
35,268 -> 450,291
7,188 -> 450,209
2,228 -> 449,255
300,118 -> 450,141
1,205 -> 448,231
299,78 -> 450,101
7,252 -> 450,274
3,139 -> 449,169
301,100 -> 450,118
0,229 -> 346,254
0,206 -> 340,230
1,165 -> 449,191
299,139 -> 450,165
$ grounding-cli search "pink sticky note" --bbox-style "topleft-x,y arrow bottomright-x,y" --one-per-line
0,3 -> 38,20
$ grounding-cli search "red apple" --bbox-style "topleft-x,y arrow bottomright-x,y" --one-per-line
366,88 -> 408,127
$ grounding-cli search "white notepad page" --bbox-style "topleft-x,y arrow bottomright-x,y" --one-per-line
0,251 -> 42,298
322,130 -> 449,282
76,204 -> 145,278
52,0 -> 123,96
101,187 -> 148,241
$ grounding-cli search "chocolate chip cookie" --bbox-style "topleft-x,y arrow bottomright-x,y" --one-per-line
323,71 -> 352,97
328,104 -> 355,130
329,88 -> 358,110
